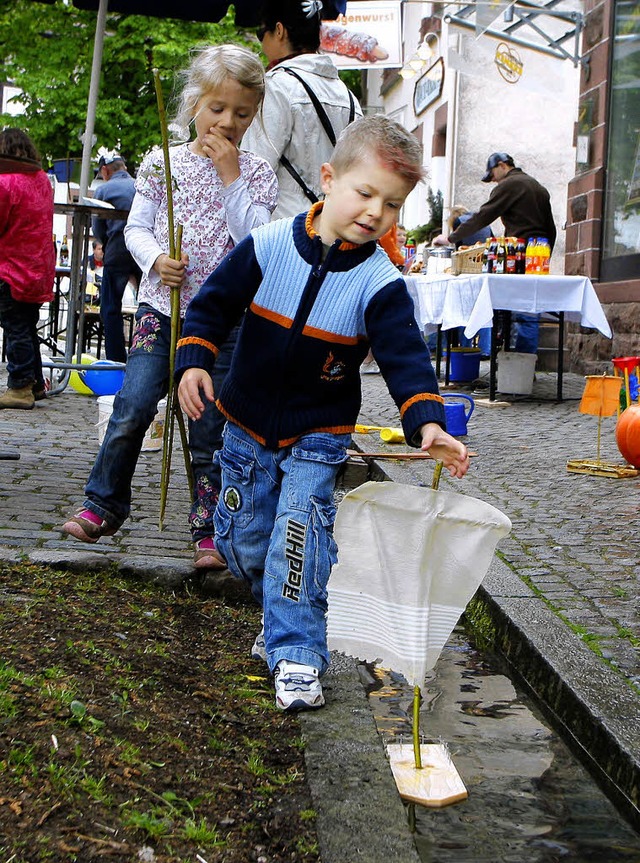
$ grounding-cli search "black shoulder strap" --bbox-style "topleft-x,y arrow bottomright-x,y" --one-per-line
347,89 -> 356,124
281,67 -> 338,146
277,66 -> 356,203
279,155 -> 319,204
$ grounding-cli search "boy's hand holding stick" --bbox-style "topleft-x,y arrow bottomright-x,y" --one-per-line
420,422 -> 470,479
153,68 -> 193,529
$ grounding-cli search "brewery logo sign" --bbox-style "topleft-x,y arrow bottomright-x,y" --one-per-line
494,42 -> 523,83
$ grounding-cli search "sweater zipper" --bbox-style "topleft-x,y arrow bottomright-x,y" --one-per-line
272,239 -> 339,444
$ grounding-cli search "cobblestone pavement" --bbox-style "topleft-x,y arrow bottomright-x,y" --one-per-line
1,362 -> 640,856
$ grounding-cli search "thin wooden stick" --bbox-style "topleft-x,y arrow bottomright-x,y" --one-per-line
348,450 -> 477,459
412,685 -> 422,770
153,69 -> 191,528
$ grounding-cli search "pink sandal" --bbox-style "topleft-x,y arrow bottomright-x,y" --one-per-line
62,509 -> 117,543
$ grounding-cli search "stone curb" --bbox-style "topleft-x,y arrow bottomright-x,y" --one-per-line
477,558 -> 640,829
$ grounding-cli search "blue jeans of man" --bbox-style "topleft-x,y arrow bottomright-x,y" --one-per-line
84,304 -> 238,538
214,423 -> 351,675
99,265 -> 132,363
513,313 -> 539,354
0,280 -> 44,390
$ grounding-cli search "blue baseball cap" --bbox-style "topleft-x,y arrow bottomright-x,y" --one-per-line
482,152 -> 514,182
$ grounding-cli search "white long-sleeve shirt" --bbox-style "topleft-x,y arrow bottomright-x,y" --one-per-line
124,143 -> 278,317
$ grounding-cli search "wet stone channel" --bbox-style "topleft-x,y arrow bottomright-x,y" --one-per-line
361,627 -> 640,863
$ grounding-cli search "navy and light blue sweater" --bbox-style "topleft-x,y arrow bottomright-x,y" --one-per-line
175,206 -> 445,450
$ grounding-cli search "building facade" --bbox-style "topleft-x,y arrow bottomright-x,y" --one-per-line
565,0 -> 640,370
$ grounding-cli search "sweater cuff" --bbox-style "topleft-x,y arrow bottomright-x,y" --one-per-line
174,341 -> 217,380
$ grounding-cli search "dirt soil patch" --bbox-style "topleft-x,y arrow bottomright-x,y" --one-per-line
0,562 -> 320,862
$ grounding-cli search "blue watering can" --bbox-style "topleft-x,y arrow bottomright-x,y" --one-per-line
443,393 -> 475,436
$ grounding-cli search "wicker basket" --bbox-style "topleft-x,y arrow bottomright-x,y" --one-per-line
451,245 -> 484,275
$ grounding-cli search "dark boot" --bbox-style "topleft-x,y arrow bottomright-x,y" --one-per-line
0,385 -> 35,410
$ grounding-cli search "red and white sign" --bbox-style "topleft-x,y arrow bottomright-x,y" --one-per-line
320,1 -> 402,70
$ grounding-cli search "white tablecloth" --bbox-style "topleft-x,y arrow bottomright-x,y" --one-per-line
404,273 -> 612,340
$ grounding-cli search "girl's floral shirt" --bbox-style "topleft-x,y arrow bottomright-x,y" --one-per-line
132,144 -> 277,317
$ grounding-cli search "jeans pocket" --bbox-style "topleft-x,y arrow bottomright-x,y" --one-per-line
213,507 -> 244,581
217,449 -> 255,528
310,497 -> 338,602
291,435 -> 349,465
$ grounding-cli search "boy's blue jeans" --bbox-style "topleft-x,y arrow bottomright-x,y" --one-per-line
214,422 -> 351,675
84,304 -> 237,538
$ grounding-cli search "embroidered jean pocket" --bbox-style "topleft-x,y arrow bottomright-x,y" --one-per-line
217,449 -> 255,528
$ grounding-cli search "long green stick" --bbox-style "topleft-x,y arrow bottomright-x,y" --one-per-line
153,70 -> 193,528
410,460 -> 445,770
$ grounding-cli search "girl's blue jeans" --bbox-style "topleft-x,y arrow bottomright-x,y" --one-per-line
84,304 -> 237,539
214,422 -> 350,675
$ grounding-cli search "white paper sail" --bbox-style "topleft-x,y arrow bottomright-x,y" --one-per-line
327,481 -> 512,687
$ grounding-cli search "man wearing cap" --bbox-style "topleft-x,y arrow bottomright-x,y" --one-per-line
92,152 -> 141,363
448,152 -> 556,354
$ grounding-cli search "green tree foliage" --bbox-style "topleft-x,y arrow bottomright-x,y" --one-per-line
408,187 -> 443,244
0,0 -> 259,170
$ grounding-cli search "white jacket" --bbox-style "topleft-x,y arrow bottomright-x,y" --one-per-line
242,53 -> 362,221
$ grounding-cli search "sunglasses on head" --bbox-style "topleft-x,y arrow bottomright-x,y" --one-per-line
257,25 -> 269,41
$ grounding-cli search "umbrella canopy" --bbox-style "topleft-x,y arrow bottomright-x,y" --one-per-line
70,1 -> 347,25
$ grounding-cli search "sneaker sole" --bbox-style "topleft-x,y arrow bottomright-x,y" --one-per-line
276,694 -> 325,711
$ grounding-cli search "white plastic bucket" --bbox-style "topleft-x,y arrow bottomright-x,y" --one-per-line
497,351 -> 537,395
96,396 -> 167,451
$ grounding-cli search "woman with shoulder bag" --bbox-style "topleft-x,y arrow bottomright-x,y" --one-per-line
243,0 -> 362,220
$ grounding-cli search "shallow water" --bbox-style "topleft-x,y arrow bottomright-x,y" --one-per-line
365,628 -> 640,862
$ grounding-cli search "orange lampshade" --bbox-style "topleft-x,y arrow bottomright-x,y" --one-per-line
579,375 -> 622,417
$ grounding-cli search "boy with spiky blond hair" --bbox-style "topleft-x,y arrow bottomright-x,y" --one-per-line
176,114 -> 469,711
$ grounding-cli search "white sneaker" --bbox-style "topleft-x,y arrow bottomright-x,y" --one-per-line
274,660 -> 324,711
251,628 -> 267,662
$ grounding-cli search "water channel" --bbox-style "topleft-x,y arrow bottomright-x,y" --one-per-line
364,627 -> 640,863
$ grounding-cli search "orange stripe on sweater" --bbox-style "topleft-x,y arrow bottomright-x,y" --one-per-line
250,301 -> 293,329
400,392 -> 444,416
301,323 -> 363,345
177,336 -> 219,356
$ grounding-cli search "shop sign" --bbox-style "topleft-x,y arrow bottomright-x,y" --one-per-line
321,1 -> 402,69
494,42 -> 523,83
413,58 -> 444,116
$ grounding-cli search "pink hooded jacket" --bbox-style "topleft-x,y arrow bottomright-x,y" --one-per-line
0,163 -> 55,303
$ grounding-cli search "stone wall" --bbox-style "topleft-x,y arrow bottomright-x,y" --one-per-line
567,303 -> 640,375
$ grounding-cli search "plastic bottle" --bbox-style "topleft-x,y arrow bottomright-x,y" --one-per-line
515,238 -> 526,274
481,238 -> 491,274
535,238 -> 544,274
494,237 -> 506,274
505,237 -> 517,274
525,238 -> 535,274
539,237 -> 551,275
487,238 -> 497,274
